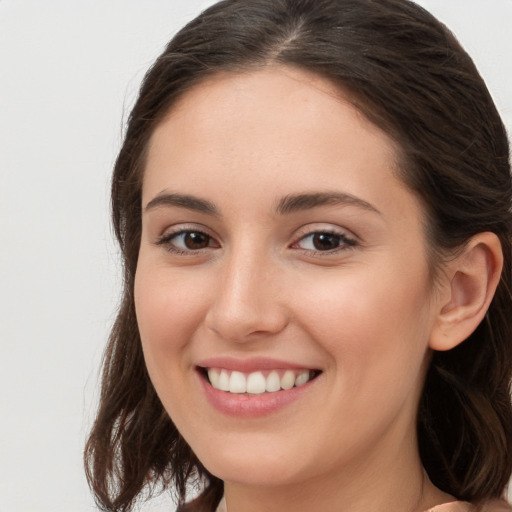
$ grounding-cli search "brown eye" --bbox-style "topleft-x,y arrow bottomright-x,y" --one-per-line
311,233 -> 340,251
182,231 -> 211,250
295,231 -> 356,253
157,230 -> 218,253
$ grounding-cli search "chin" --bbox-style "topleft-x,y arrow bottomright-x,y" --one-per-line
209,462 -> 301,488
195,438 -> 307,487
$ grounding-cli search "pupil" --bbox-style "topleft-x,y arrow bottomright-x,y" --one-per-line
313,233 -> 339,251
184,232 -> 209,250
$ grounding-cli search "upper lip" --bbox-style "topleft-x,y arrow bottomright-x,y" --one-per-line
196,356 -> 319,373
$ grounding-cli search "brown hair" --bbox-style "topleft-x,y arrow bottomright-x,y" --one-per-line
85,1 -> 512,510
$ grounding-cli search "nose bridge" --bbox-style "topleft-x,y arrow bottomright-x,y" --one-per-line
205,237 -> 287,341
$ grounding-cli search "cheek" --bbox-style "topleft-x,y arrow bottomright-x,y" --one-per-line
134,263 -> 208,373
133,262 -> 217,428
292,261 -> 433,384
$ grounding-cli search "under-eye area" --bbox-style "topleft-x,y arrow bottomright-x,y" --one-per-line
197,367 -> 322,395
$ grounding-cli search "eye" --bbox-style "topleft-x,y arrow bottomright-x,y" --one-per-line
156,229 -> 219,253
294,231 -> 356,252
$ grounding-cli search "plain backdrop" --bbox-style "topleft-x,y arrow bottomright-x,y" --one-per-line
1,1 -> 511,511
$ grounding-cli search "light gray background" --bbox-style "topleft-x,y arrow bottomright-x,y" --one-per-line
1,1 -> 511,511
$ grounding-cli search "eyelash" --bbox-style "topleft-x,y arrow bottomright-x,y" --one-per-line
156,228 -> 217,255
155,228 -> 357,256
292,230 -> 357,255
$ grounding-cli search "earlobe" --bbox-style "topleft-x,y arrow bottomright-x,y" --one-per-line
429,232 -> 503,352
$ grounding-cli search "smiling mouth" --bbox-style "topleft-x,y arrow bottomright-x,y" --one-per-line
201,368 -> 321,395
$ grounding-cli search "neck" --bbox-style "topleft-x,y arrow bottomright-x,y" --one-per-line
222,428 -> 453,512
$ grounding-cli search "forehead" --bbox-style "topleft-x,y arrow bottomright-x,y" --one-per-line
143,66 -> 418,224
152,66 -> 394,151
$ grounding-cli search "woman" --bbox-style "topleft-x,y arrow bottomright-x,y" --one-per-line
84,1 -> 512,511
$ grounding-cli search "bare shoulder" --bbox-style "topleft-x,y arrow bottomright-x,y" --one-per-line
426,500 -> 511,512
177,495 -> 223,512
480,500 -> 512,512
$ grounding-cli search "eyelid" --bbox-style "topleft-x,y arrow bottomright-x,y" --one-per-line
156,222 -> 216,240
155,223 -> 220,253
292,223 -> 357,241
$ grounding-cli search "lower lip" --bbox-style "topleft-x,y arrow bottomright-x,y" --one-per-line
198,371 -> 318,418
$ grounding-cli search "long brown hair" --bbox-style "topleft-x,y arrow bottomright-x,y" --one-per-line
85,1 -> 512,510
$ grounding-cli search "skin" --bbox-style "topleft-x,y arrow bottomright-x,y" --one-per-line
134,66 -> 493,512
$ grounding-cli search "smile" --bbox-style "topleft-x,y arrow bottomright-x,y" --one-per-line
206,368 -> 318,395
196,360 -> 322,417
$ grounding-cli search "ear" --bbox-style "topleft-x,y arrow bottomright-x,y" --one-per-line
429,232 -> 503,351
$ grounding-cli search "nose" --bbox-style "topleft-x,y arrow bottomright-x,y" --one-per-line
204,247 -> 289,343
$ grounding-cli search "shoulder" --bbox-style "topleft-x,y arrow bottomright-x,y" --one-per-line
425,502 -> 475,512
479,500 -> 512,512
425,500 -> 512,512
176,495 -> 225,512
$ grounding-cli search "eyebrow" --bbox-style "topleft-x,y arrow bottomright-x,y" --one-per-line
145,193 -> 219,215
144,191 -> 379,217
275,192 -> 380,215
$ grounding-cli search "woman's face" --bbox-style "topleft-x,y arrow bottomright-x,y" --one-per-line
135,67 -> 440,488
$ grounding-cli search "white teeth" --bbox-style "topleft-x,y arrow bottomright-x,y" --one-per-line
207,368 -> 316,394
266,371 -> 281,392
207,368 -> 220,388
218,369 -> 230,391
246,372 -> 266,394
295,370 -> 310,387
280,370 -> 295,390
229,371 -> 246,393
